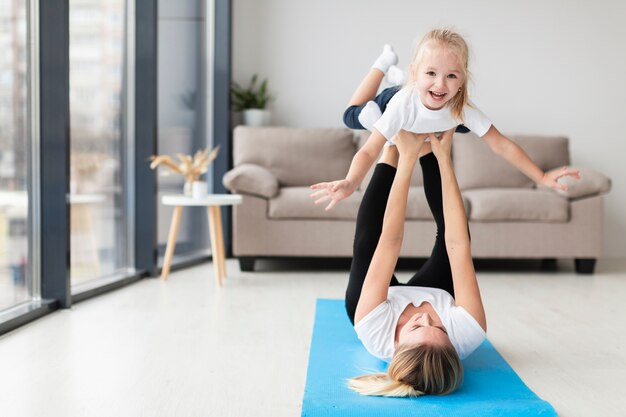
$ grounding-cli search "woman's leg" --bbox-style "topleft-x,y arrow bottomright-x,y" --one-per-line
405,150 -> 456,297
345,147 -> 401,324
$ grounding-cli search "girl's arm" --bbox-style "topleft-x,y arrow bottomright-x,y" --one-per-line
346,129 -> 388,188
431,130 -> 487,331
482,125 -> 579,191
310,129 -> 387,211
354,131 -> 424,324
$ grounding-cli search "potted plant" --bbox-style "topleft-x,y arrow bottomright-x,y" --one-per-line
231,74 -> 274,126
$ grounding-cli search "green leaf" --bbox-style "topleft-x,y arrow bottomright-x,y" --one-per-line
230,74 -> 274,110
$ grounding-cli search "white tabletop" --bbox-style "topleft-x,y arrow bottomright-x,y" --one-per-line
68,193 -> 107,205
0,191 -> 106,206
161,194 -> 242,207
0,191 -> 27,207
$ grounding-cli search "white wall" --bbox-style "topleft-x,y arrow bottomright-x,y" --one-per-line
233,0 -> 626,258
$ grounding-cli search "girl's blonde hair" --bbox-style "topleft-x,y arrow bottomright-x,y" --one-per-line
348,343 -> 463,397
407,28 -> 471,122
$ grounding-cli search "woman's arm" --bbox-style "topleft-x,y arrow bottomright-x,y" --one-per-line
310,129 -> 387,211
353,131 -> 425,324
430,130 -> 487,331
482,125 -> 579,191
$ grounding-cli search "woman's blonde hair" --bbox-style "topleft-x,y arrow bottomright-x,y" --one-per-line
407,28 -> 471,122
348,343 -> 463,397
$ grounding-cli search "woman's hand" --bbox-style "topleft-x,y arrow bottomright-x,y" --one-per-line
428,128 -> 455,161
310,179 -> 357,211
540,166 -> 581,191
393,129 -> 428,157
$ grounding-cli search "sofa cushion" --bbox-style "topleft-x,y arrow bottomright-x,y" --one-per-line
269,187 -> 361,220
268,186 -> 470,221
463,188 -> 569,222
538,166 -> 611,199
222,163 -> 279,198
453,133 -> 570,190
233,126 -> 356,187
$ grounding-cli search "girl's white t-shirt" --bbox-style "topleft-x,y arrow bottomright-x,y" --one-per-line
373,86 -> 492,142
354,286 -> 486,362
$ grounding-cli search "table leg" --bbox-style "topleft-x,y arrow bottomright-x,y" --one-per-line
214,206 -> 227,284
161,205 -> 183,280
208,206 -> 223,287
70,203 -> 101,276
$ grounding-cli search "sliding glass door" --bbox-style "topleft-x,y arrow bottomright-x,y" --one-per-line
0,0 -> 31,311
156,0 -> 212,262
69,0 -> 130,286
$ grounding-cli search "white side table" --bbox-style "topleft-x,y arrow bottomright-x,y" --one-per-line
161,194 -> 242,286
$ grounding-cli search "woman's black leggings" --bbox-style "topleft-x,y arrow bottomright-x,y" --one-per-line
345,152 -> 455,325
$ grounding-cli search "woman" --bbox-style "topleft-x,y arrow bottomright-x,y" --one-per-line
345,128 -> 487,397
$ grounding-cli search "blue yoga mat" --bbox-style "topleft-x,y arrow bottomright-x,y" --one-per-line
302,299 -> 556,417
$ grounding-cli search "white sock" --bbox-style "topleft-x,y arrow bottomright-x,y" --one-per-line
385,65 -> 406,86
372,44 -> 398,74
358,101 -> 382,131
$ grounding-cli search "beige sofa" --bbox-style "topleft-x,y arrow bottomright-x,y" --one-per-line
223,126 -> 611,273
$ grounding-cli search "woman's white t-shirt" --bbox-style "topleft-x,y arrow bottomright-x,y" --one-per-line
354,286 -> 486,362
373,86 -> 492,142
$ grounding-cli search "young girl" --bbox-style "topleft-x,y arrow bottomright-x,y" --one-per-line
346,128 -> 485,396
310,29 -> 580,211
342,43 -> 471,135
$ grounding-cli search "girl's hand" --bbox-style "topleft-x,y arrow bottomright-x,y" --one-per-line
310,179 -> 357,211
428,128 -> 455,160
540,166 -> 581,191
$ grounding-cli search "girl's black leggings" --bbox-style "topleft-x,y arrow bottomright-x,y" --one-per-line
345,152 -> 455,325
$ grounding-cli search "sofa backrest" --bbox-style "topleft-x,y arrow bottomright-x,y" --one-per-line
233,126 -> 356,186
452,132 -> 570,190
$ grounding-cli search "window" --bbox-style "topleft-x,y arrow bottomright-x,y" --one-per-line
0,0 -> 30,311
69,0 -> 130,287
157,1 -> 212,262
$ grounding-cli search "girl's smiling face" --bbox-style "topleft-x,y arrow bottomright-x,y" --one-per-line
412,44 -> 465,110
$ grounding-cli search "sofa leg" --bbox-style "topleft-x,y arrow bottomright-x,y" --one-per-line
541,258 -> 557,271
575,258 -> 596,274
239,257 -> 256,272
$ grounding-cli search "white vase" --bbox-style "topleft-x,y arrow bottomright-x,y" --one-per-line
191,181 -> 208,199
243,109 -> 270,126
183,180 -> 193,196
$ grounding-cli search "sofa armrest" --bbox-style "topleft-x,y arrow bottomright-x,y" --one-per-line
539,166 -> 611,199
223,163 -> 279,199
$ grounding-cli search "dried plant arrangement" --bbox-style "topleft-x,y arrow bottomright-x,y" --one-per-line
149,146 -> 220,189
